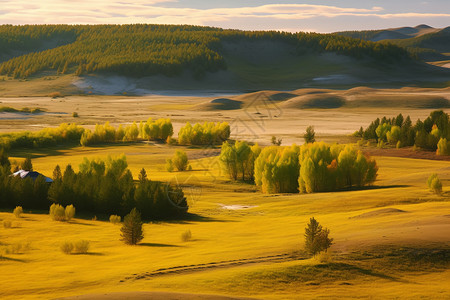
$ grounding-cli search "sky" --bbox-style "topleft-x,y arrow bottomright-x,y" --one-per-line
0,0 -> 449,33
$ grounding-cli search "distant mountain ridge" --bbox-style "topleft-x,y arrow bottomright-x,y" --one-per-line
335,25 -> 450,61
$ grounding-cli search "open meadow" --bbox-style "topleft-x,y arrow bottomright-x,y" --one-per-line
0,87 -> 449,299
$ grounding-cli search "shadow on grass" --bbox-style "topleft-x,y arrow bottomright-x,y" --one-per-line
139,243 -> 181,248
72,252 -> 104,256
318,262 -> 400,282
0,256 -> 27,263
158,213 -> 236,224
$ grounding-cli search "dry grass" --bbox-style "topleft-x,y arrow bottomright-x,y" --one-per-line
1,141 -> 449,299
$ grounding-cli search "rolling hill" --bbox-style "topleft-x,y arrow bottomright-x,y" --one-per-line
0,24 -> 449,94
336,25 -> 450,62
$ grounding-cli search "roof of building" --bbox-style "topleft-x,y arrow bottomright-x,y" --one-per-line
12,170 -> 53,183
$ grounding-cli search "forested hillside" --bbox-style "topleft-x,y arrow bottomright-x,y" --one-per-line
0,24 -> 410,79
336,25 -> 450,61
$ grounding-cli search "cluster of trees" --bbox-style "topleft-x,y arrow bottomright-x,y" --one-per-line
0,24 -> 411,79
355,110 -> 450,154
219,141 -> 378,194
178,122 -> 230,145
0,153 -> 188,220
219,141 -> 261,181
80,118 -> 173,146
298,143 -> 377,193
0,123 -> 84,150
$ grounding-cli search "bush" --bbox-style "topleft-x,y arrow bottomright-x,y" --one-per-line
304,217 -> 333,256
166,159 -> 174,172
72,112 -> 79,118
13,206 -> 23,218
181,229 -> 192,242
271,136 -> 282,146
315,251 -> 333,263
50,203 -> 66,221
74,240 -> 90,254
4,242 -> 31,254
60,241 -> 74,254
171,150 -> 189,171
3,220 -> 12,228
304,126 -> 315,144
427,174 -> 443,194
109,215 -> 121,224
120,208 -> 144,245
65,204 -> 75,221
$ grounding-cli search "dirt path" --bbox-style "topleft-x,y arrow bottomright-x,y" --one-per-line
123,253 -> 300,282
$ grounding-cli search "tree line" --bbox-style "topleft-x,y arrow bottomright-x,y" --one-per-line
178,122 -> 230,145
0,153 -> 188,220
0,119 -> 229,151
0,24 -> 411,79
220,141 -> 378,194
354,110 -> 450,154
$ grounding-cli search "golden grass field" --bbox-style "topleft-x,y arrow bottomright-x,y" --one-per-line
1,88 -> 450,299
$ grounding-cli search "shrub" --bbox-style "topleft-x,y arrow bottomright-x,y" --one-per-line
4,242 -> 31,254
13,206 -> 23,218
109,215 -> 121,224
396,141 -> 402,149
181,230 -> 192,242
271,136 -> 282,146
120,208 -> 144,245
427,174 -> 443,194
72,112 -> 79,118
304,126 -> 315,144
315,251 -> 333,263
3,220 -> 12,228
50,203 -> 66,221
60,241 -> 74,254
74,240 -> 90,254
304,217 -> 333,256
171,150 -> 189,171
166,159 -> 174,172
65,204 -> 76,221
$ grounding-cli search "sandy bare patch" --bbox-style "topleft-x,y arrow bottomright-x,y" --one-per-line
219,204 -> 258,210
56,291 -> 258,300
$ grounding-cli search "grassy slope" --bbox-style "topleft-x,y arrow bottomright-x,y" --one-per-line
1,143 -> 449,299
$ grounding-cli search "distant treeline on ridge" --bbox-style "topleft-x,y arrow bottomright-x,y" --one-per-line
0,24 -> 410,79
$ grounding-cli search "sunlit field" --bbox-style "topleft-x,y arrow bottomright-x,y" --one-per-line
1,141 -> 449,299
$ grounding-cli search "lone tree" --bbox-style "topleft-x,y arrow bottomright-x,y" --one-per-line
120,208 -> 144,245
304,217 -> 333,256
304,126 -> 316,144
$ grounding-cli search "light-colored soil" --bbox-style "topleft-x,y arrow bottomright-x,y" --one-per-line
57,291 -> 258,300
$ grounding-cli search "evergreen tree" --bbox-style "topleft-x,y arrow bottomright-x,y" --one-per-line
139,168 -> 147,183
21,156 -> 33,171
304,217 -> 333,256
120,208 -> 144,245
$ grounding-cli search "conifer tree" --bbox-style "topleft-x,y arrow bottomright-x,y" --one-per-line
304,217 -> 333,256
120,208 -> 144,245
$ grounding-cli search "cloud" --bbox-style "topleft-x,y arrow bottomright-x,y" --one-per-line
0,1 -> 448,30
